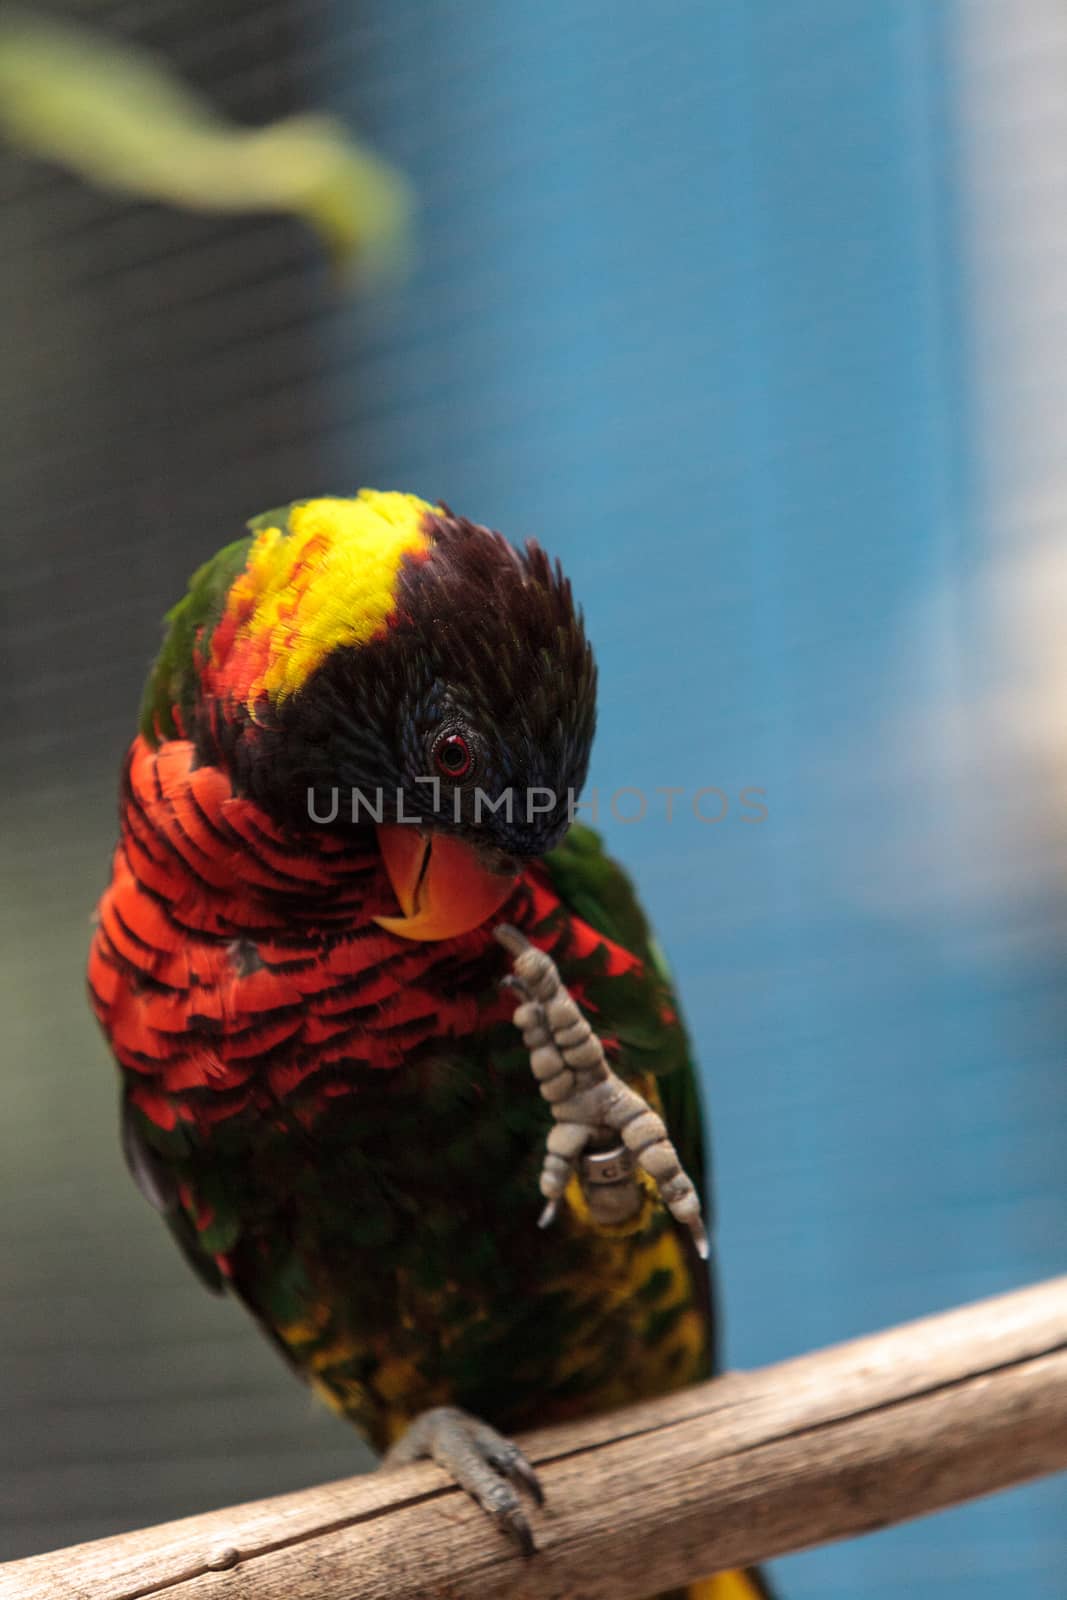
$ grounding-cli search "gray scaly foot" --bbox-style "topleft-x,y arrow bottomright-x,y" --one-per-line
383,1405 -> 544,1555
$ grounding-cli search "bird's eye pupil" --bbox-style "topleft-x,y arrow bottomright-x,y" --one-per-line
434,732 -> 473,780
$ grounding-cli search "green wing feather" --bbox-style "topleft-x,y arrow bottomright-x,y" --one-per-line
120,1093 -> 225,1293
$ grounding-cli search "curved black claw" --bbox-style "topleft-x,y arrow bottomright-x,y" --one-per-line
383,1405 -> 543,1555
471,1418 -> 545,1508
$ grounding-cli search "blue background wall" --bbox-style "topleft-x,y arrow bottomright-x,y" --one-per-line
316,2 -> 1067,1594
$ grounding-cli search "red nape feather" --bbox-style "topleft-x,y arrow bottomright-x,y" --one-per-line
91,737 -> 648,1136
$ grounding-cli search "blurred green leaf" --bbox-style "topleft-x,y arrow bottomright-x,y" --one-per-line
0,10 -> 414,281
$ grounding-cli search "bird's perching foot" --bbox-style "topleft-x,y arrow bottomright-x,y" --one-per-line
494,924 -> 709,1259
382,1405 -> 543,1555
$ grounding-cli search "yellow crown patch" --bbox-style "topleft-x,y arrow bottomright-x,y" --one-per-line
209,489 -> 436,713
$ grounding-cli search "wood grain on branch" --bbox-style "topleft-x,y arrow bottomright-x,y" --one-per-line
3,1276 -> 1066,1600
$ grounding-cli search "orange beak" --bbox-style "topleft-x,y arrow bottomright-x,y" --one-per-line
373,824 -> 519,941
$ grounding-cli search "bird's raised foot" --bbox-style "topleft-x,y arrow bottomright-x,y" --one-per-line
495,922 -> 709,1259
382,1405 -> 544,1555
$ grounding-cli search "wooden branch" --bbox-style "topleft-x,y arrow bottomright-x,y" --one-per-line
4,1277 -> 1066,1600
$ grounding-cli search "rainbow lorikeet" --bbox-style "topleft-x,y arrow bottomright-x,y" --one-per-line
88,490 -> 770,1600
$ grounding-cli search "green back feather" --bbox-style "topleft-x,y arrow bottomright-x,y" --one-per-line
139,534 -> 253,743
139,504 -> 325,744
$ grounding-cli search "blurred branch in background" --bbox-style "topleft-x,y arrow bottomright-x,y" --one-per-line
0,8 -> 413,281
3,1277 -> 1066,1600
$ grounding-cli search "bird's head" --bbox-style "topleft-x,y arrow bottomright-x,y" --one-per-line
142,490 -> 597,939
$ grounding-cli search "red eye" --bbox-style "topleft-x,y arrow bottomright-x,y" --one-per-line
433,731 -> 473,780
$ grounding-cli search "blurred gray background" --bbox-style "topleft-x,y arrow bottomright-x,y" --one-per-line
1,0 -> 375,1563
2,3 -> 1066,1597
